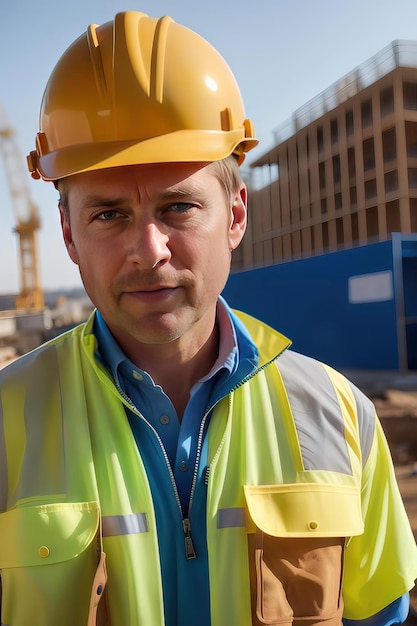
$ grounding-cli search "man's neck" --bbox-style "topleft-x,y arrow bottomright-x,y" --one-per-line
155,324 -> 219,419
98,304 -> 222,420
107,311 -> 218,420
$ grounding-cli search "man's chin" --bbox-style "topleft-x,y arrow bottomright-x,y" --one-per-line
127,311 -> 189,345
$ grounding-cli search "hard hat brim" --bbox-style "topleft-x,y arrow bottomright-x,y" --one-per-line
37,129 -> 258,181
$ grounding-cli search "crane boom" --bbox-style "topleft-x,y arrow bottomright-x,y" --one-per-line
0,111 -> 44,311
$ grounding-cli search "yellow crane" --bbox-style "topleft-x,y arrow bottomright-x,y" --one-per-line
0,108 -> 44,311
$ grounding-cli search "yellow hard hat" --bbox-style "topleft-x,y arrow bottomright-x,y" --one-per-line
27,11 -> 258,181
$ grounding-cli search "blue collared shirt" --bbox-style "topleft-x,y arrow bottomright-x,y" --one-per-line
94,297 -> 258,624
94,298 -> 257,512
93,298 -> 408,626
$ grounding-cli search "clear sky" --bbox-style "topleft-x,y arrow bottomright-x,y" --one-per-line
1,0 -> 417,294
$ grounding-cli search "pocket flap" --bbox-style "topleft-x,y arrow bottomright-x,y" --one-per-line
0,502 -> 100,568
244,483 -> 363,538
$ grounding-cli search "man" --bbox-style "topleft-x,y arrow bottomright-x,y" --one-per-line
0,10 -> 416,626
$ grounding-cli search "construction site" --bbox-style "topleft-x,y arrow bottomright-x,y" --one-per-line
1,38 -> 417,619
0,107 -> 93,368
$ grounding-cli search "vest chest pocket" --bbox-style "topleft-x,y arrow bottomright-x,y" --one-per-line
244,483 -> 363,626
0,501 -> 105,626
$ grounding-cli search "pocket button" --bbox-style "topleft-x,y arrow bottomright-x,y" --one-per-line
38,545 -> 50,558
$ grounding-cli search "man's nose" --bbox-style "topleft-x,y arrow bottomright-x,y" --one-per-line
128,221 -> 171,269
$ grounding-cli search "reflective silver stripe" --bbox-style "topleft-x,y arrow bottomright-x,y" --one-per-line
217,507 -> 246,529
102,512 -> 149,537
276,350 -> 352,474
348,382 -> 375,466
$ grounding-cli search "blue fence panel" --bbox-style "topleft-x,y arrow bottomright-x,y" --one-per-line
223,241 -> 399,370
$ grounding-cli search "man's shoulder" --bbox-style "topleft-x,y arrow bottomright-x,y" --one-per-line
0,322 -> 87,384
275,348 -> 332,379
276,349 -> 374,413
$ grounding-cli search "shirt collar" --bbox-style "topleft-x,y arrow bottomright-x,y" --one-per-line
93,296 -> 257,388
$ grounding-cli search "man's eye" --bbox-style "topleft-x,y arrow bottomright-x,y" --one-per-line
170,202 -> 193,213
97,210 -> 119,221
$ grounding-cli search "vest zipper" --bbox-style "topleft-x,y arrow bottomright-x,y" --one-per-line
113,379 -> 206,560
111,343 -> 289,560
183,517 -> 196,559
204,346 -> 289,486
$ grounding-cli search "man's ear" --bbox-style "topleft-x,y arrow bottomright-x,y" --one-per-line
59,204 -> 79,265
228,185 -> 247,251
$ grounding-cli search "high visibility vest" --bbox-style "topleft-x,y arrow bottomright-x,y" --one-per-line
0,311 -> 415,625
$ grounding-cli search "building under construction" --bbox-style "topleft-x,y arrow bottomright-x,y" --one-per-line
233,40 -> 417,271
226,41 -> 417,372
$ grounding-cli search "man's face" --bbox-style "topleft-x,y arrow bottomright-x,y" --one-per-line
60,162 -> 247,357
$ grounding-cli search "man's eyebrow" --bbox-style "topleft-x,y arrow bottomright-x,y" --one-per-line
158,184 -> 206,199
79,185 -> 205,208
79,195 -> 129,209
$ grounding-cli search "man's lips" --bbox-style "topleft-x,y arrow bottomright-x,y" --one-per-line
123,285 -> 179,302
125,284 -> 178,292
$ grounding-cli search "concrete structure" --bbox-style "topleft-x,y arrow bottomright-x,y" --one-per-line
234,40 -> 417,272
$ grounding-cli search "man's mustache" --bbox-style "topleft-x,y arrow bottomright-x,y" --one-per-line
114,271 -> 190,292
